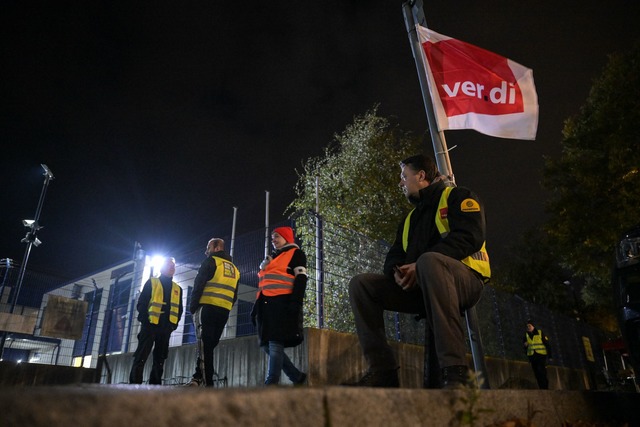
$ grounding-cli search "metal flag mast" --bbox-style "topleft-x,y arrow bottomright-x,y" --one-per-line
264,191 -> 270,258
402,0 -> 454,183
402,0 -> 489,389
230,206 -> 238,258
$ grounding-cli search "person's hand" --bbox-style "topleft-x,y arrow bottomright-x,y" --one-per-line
137,312 -> 148,324
259,256 -> 273,270
394,263 -> 417,291
250,302 -> 258,326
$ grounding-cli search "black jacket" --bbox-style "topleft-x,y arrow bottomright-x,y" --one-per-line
384,180 -> 487,276
252,244 -> 307,347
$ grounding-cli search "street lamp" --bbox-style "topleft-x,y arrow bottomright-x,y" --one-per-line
0,165 -> 55,359
9,164 -> 55,313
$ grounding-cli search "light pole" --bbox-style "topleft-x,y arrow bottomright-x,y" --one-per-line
9,164 -> 55,313
0,165 -> 54,359
81,279 -> 100,368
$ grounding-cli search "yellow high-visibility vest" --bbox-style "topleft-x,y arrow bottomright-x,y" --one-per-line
403,186 -> 491,281
199,256 -> 240,311
526,330 -> 548,356
148,278 -> 182,325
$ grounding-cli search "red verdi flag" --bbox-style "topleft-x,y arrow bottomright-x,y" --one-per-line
417,25 -> 538,140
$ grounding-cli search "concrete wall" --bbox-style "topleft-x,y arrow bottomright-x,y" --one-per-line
0,360 -> 95,386
3,330 -> 632,427
102,327 -> 587,389
0,327 -> 589,389
2,385 -> 639,427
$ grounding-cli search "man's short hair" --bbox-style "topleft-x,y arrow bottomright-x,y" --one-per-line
400,154 -> 440,182
209,238 -> 224,250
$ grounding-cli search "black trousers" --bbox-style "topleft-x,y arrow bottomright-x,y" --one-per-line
191,305 -> 229,386
528,353 -> 549,389
129,324 -> 172,385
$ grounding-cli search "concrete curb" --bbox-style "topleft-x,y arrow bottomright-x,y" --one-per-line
1,385 -> 638,426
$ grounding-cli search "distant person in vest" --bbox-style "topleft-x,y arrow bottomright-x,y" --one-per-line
184,238 -> 240,387
523,319 -> 550,389
251,226 -> 308,385
129,257 -> 183,385
346,154 -> 490,388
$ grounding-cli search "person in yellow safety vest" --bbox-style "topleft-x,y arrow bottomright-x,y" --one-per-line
184,238 -> 240,387
130,257 -> 183,385
251,226 -> 308,386
345,154 -> 490,389
524,319 -> 550,389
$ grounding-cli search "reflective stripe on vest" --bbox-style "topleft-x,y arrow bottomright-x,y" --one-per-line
149,278 -> 182,325
402,186 -> 491,281
526,330 -> 548,356
199,256 -> 240,311
257,250 -> 296,297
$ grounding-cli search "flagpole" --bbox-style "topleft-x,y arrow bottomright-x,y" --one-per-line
402,0 -> 490,390
402,0 -> 454,182
264,191 -> 270,259
230,206 -> 237,258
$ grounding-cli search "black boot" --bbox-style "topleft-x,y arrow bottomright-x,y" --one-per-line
129,360 -> 145,384
343,369 -> 400,388
441,365 -> 469,389
149,360 -> 164,385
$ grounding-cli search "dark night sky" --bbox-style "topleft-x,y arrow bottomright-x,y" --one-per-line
2,1 -> 639,279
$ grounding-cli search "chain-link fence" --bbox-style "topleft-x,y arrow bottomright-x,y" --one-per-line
0,211 -> 614,376
293,211 -> 612,372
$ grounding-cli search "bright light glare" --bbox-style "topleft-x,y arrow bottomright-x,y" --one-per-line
150,255 -> 165,274
141,254 -> 166,288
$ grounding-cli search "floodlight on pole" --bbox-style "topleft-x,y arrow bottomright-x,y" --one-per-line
0,165 -> 54,358
9,164 -> 55,313
41,164 -> 54,180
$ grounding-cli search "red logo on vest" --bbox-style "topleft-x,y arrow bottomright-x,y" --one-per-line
439,207 -> 448,220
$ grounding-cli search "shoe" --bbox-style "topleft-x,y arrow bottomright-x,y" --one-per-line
344,369 -> 399,388
441,365 -> 470,389
183,377 -> 203,387
293,372 -> 307,386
